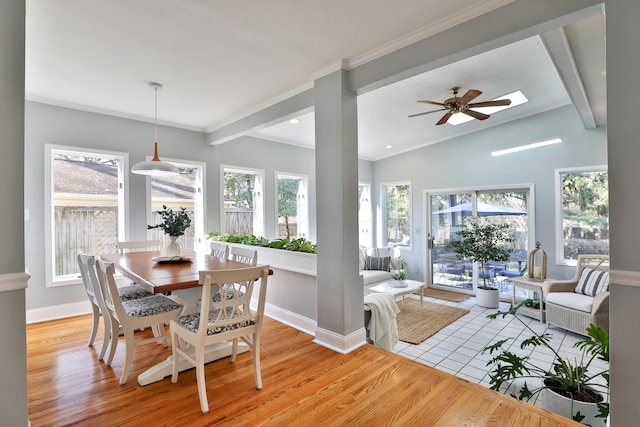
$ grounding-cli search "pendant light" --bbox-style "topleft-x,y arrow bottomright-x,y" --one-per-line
131,82 -> 179,176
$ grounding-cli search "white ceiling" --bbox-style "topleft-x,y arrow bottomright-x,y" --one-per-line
25,1 -> 606,161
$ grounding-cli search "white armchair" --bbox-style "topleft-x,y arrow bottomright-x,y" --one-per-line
544,255 -> 609,336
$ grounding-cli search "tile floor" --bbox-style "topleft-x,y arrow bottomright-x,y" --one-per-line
392,292 -> 610,413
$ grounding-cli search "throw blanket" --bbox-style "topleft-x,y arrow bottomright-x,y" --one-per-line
364,293 -> 400,351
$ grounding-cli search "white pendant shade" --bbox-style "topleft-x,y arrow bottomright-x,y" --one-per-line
132,142 -> 179,176
131,83 -> 179,176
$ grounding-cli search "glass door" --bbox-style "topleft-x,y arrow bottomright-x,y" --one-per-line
427,189 -> 530,299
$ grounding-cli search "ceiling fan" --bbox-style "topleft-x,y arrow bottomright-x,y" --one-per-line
409,87 -> 511,125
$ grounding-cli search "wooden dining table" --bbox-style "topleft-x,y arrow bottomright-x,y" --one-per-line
99,250 -> 264,386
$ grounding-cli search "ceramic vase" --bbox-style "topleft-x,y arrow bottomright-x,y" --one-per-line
166,235 -> 181,256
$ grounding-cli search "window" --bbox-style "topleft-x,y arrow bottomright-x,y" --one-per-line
358,183 -> 372,247
275,172 -> 308,240
556,167 -> 609,264
381,182 -> 411,249
222,166 -> 264,237
147,160 -> 205,253
45,145 -> 126,286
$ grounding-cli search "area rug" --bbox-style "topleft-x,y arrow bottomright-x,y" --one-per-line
415,288 -> 471,302
396,298 -> 470,345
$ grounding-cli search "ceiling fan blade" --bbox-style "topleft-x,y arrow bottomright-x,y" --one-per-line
462,109 -> 490,120
417,100 -> 446,107
467,99 -> 512,108
436,112 -> 452,125
408,108 -> 446,118
457,89 -> 482,105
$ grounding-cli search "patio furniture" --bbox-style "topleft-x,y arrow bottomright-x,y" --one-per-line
544,255 -> 610,336
170,265 -> 270,414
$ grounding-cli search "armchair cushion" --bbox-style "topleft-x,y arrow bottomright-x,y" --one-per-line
574,268 -> 609,296
364,256 -> 391,272
547,292 -> 594,313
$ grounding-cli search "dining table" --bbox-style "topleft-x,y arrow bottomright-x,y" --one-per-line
100,250 -> 265,386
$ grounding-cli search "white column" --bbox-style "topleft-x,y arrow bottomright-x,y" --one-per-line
313,69 -> 366,353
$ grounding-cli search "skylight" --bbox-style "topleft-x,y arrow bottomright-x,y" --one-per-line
448,90 -> 528,126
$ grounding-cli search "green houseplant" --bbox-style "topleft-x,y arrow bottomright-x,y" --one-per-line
483,302 -> 610,425
448,218 -> 513,308
148,205 -> 191,256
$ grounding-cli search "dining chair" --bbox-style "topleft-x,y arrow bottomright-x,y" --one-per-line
114,240 -> 159,301
170,265 -> 270,414
230,246 -> 258,266
209,241 -> 229,260
77,251 -> 111,361
96,258 -> 184,385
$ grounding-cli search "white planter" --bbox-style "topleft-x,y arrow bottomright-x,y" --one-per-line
545,385 -> 606,427
475,287 -> 499,308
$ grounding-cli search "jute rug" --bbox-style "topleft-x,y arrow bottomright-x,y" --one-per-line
415,288 -> 471,302
396,298 -> 470,345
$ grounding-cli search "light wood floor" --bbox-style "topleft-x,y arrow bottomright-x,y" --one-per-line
27,315 -> 582,426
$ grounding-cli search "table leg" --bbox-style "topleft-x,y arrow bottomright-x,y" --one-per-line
137,342 -> 249,386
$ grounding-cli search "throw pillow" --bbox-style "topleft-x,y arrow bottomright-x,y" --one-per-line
364,256 -> 391,272
574,267 -> 609,296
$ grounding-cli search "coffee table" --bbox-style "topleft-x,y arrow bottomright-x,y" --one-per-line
369,279 -> 425,306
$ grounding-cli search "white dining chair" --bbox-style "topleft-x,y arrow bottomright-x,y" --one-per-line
114,240 -> 158,301
209,241 -> 229,260
77,252 -> 112,361
96,259 -> 183,385
170,265 -> 270,414
230,246 -> 258,266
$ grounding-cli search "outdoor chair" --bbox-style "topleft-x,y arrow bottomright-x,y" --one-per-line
96,259 -> 183,385
170,265 -> 270,414
544,254 -> 610,336
77,252 -> 111,361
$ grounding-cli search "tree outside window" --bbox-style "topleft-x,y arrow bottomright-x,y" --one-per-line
276,173 -> 308,241
557,168 -> 609,262
223,167 -> 264,237
382,182 -> 411,249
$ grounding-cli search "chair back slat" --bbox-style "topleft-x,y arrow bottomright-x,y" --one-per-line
209,241 -> 230,260
230,246 -> 258,265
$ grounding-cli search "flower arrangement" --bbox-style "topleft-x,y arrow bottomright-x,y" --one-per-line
147,205 -> 191,236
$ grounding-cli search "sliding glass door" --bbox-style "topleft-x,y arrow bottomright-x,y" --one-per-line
427,188 -> 531,299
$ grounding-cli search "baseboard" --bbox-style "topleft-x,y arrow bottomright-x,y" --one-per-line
313,326 -> 367,354
26,300 -> 91,324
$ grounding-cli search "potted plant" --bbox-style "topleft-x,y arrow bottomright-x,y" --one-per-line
389,257 -> 407,287
448,218 -> 514,308
148,205 -> 192,256
483,302 -> 609,426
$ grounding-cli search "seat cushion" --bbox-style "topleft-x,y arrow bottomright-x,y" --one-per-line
574,268 -> 609,296
118,284 -> 154,301
547,292 -> 594,313
361,270 -> 392,286
175,309 -> 254,335
122,295 -> 182,317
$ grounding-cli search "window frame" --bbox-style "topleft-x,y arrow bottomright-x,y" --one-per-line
145,158 -> 206,253
44,144 -> 128,287
220,165 -> 265,238
274,171 -> 309,240
380,180 -> 412,251
554,165 -> 609,266
358,182 -> 372,248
